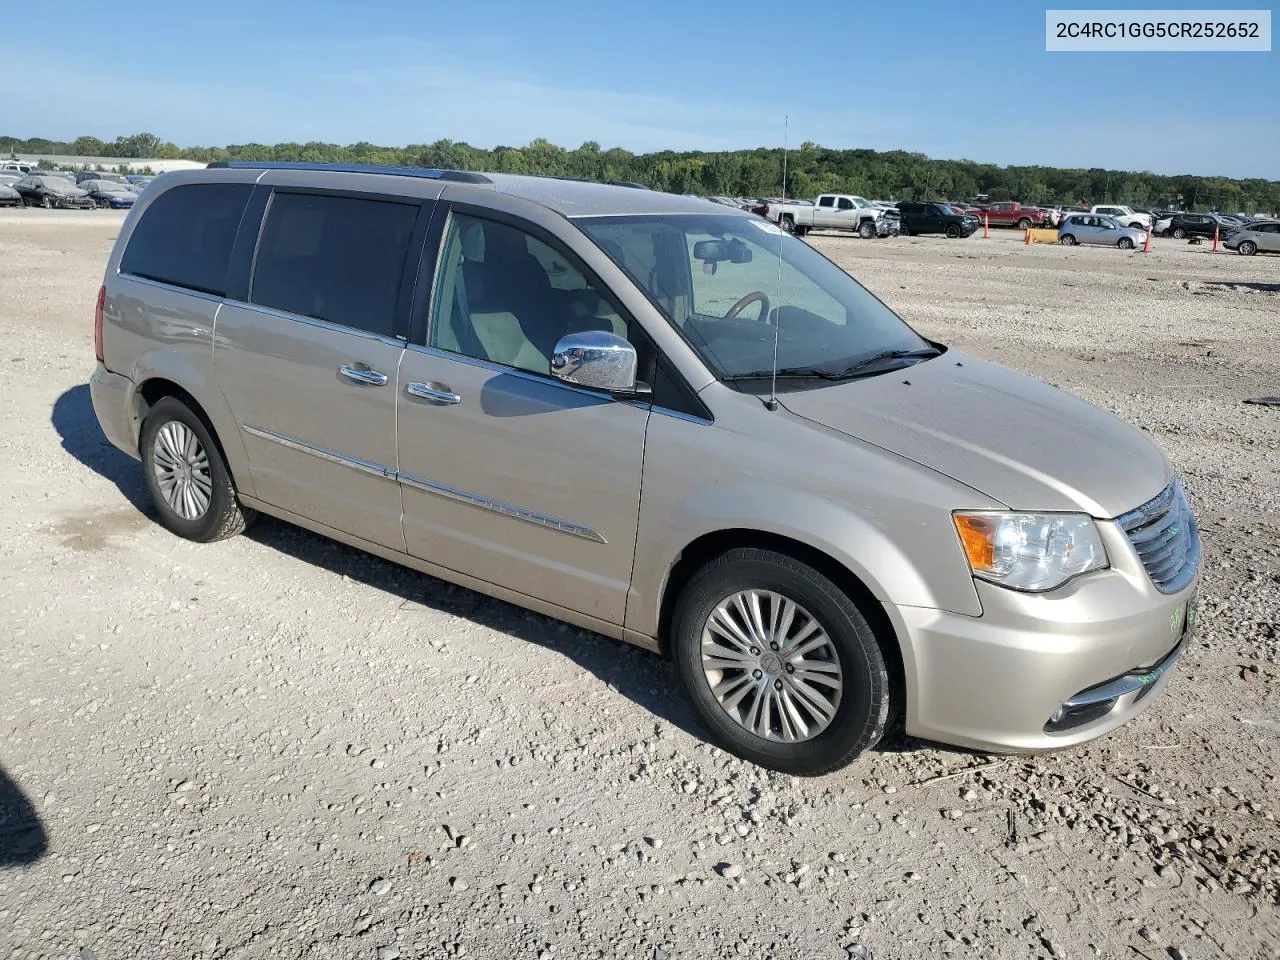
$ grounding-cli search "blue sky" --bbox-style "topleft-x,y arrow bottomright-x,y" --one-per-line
7,0 -> 1277,177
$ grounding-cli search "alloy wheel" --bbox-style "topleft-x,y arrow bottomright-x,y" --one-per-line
700,590 -> 844,742
151,421 -> 213,520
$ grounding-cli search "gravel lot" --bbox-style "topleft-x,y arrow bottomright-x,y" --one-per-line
1,211 -> 1278,960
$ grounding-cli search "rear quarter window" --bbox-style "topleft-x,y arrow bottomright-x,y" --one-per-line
120,183 -> 252,296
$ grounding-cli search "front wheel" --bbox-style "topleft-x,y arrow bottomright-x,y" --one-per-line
41,194 -> 54,209
671,548 -> 890,775
1118,237 -> 1134,249
858,220 -> 876,240
1237,240 -> 1257,256
1060,234 -> 1076,246
139,396 -> 256,542
945,223 -> 961,239
1017,217 -> 1032,230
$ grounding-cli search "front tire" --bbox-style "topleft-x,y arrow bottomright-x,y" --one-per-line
1017,217 -> 1032,230
139,396 -> 255,542
1237,240 -> 1257,256
41,194 -> 53,209
858,220 -> 876,240
945,223 -> 961,239
1118,237 -> 1134,249
671,548 -> 890,775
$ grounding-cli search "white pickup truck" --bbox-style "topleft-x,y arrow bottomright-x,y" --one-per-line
1090,205 -> 1154,231
765,194 -> 889,238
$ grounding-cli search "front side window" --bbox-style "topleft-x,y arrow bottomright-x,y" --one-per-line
121,183 -> 252,296
251,192 -> 418,337
579,214 -> 930,387
430,213 -> 632,376
836,198 -> 854,211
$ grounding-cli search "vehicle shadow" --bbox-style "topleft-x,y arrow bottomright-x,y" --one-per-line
246,517 -> 709,742
0,765 -> 48,867
51,384 -> 149,512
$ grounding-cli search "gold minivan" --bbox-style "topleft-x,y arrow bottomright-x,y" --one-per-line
91,163 -> 1201,774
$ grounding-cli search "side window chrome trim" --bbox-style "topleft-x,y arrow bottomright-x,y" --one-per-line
404,342 -> 637,405
117,272 -> 225,303
241,424 -> 397,480
229,299 -> 407,347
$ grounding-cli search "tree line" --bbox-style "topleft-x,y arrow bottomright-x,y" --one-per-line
4,132 -> 1277,213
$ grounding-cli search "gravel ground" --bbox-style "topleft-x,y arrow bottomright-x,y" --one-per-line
1,211 -> 1278,960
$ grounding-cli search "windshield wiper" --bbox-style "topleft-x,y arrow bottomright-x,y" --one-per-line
722,367 -> 848,382
829,347 -> 942,378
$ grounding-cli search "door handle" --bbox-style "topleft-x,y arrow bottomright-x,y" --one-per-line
406,381 -> 461,405
339,364 -> 388,386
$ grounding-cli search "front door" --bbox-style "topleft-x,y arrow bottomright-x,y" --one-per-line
215,188 -> 428,550
396,208 -> 649,625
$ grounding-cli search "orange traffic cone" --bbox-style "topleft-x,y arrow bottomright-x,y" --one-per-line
1212,224 -> 1220,252
1142,228 -> 1151,253
1025,227 -> 1033,247
983,214 -> 989,239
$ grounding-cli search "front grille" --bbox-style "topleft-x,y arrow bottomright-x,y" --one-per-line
1116,479 -> 1201,594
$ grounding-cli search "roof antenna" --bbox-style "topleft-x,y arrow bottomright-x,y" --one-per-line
765,114 -> 789,412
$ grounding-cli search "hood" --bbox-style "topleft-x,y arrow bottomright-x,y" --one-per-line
779,351 -> 1169,518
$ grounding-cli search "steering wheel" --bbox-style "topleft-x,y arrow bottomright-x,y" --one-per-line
723,290 -> 771,322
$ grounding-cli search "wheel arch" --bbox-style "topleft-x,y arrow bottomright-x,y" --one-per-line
655,528 -> 907,718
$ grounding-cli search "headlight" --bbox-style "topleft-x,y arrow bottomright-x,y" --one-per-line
953,512 -> 1107,592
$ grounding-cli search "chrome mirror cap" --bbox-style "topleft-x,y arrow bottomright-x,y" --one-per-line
550,331 -> 638,392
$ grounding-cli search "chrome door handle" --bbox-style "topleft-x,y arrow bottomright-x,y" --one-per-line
406,382 -> 461,405
339,364 -> 388,386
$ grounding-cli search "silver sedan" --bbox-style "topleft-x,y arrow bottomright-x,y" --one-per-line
1058,214 -> 1148,249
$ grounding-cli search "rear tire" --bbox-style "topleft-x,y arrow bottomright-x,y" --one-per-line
1172,227 -> 1186,239
779,216 -> 795,234
139,396 -> 256,543
858,220 -> 876,240
1060,234 -> 1076,246
1237,240 -> 1257,255
671,547 -> 890,775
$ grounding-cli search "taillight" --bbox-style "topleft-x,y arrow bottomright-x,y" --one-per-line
94,284 -> 105,362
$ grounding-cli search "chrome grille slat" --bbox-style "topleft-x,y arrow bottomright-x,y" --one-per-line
1116,479 -> 1201,595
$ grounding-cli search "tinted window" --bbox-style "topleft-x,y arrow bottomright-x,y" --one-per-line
121,183 -> 252,296
431,213 -> 632,376
837,198 -> 854,210
817,196 -> 834,208
251,192 -> 418,337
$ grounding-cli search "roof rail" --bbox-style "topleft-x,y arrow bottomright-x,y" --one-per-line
204,161 -> 492,184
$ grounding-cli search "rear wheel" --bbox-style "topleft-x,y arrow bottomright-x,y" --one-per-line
139,397 -> 256,542
1060,234 -> 1077,246
858,220 -> 876,240
671,548 -> 890,775
945,223 -> 961,239
1172,227 -> 1186,239
1237,239 -> 1257,256
779,216 -> 795,234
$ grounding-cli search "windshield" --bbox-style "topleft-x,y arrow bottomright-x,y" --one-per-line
577,213 -> 931,382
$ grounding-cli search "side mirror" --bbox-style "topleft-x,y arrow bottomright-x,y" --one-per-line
551,331 -> 640,393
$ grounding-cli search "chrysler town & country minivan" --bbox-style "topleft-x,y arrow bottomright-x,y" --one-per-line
90,163 -> 1201,774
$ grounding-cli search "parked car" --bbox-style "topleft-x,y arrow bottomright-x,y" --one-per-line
126,174 -> 155,186
974,202 -> 1051,229
75,170 -> 129,185
1166,213 -> 1228,240
766,194 -> 890,238
0,161 -> 33,175
79,179 -> 138,209
90,162 -> 1201,774
1058,214 -> 1147,249
897,201 -> 980,238
0,182 -> 22,207
12,175 -> 95,209
1223,219 -> 1280,255
1090,205 -> 1154,231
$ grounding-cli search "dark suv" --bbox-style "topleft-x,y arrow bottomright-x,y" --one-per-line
897,201 -> 979,239
1166,213 -> 1228,240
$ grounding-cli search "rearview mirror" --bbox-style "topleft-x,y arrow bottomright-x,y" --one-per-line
551,330 -> 639,393
692,238 -> 752,264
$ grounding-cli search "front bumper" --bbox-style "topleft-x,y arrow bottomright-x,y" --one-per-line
90,363 -> 139,459
887,520 -> 1200,752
